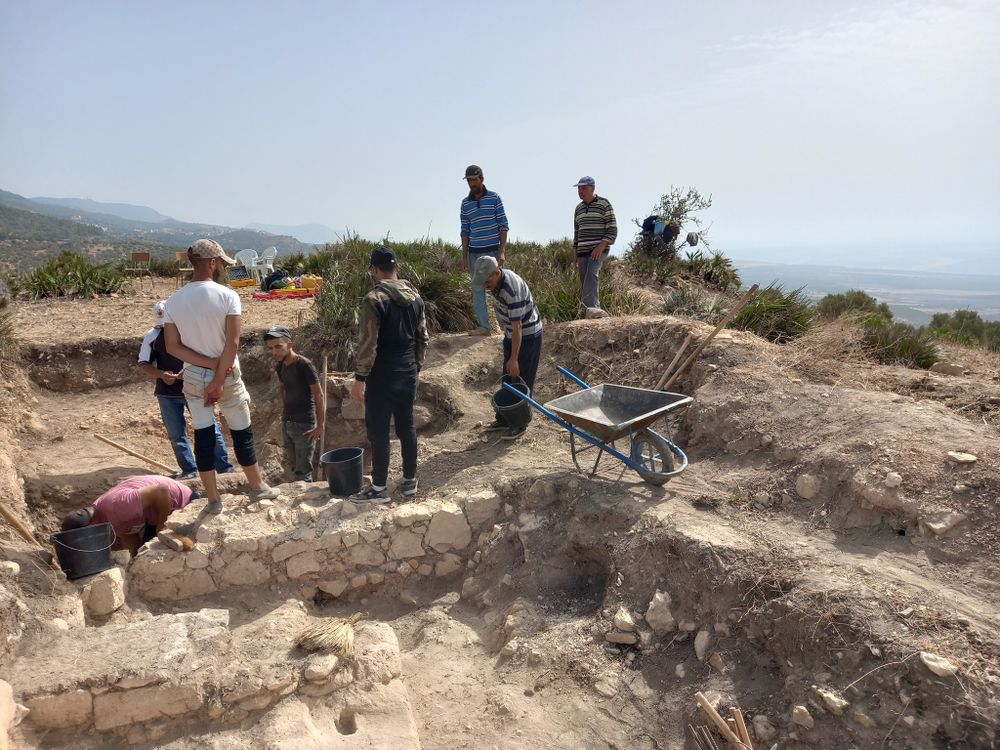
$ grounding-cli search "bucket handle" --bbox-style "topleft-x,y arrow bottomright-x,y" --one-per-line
498,375 -> 528,391
50,526 -> 118,554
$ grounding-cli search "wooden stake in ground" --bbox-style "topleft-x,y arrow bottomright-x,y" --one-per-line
654,332 -> 693,390
94,433 -> 175,474
0,502 -> 64,572
661,284 -> 760,392
315,353 -> 329,480
695,691 -> 749,749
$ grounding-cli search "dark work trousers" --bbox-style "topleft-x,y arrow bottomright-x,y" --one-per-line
364,371 -> 418,487
499,332 -> 542,420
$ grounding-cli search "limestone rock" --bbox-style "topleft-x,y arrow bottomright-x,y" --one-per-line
791,705 -> 814,729
795,474 -> 822,500
25,689 -> 93,728
585,307 -> 610,320
752,714 -> 777,742
920,651 -> 958,677
340,501 -> 359,519
853,712 -> 876,728
286,552 -> 322,579
946,451 -> 977,464
220,554 -> 269,587
0,680 -> 18,750
815,687 -> 849,715
389,530 -> 425,559
645,590 -> 676,632
593,677 -> 618,697
82,568 -> 126,617
694,630 -> 711,661
434,553 -> 463,577
923,511 -> 967,535
317,579 -> 348,598
0,562 -> 19,578
346,543 -> 385,567
303,655 -> 339,682
613,607 -> 636,632
272,540 -> 311,563
393,504 -> 433,527
930,362 -> 965,376
185,548 -> 210,569
605,631 -> 638,645
425,503 -> 472,552
525,479 -> 560,509
93,684 -> 202,730
461,490 -> 502,528
884,472 -> 903,488
674,664 -> 685,678
413,405 -> 433,430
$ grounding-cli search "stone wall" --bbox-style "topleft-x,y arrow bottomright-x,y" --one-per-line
129,483 -> 504,602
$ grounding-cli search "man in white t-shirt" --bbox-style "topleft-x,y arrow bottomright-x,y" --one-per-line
163,239 -> 279,514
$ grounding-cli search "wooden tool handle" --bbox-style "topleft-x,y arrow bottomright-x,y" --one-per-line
695,692 -> 748,749
94,433 -> 175,473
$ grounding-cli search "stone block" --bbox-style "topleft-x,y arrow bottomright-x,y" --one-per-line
220,554 -> 269,587
795,473 -> 822,500
93,684 -> 202,730
174,569 -> 217,599
359,528 -> 381,543
930,362 -> 965,376
185,548 -> 210,569
224,536 -> 259,554
413,405 -> 433,430
434,553 -> 463,577
462,489 -> 502,528
389,530 -> 425,559
342,531 -> 360,547
425,503 -> 472,552
81,568 -> 126,617
0,679 -> 16,750
350,574 -> 367,589
317,579 -> 348,597
25,689 -> 92,728
525,479 -> 560,510
392,504 -> 433,527
644,590 -> 676,633
272,539 -> 312,563
286,552 -> 322,579
320,530 -> 342,550
346,543 -> 385,567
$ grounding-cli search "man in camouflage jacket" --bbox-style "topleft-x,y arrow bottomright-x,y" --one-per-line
349,245 -> 429,503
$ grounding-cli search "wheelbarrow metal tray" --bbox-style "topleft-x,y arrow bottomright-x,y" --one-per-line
544,384 -> 693,442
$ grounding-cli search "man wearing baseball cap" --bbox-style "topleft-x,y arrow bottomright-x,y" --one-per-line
163,239 -> 280,514
349,245 -> 429,502
264,325 -> 325,482
460,164 -> 509,335
472,255 -> 543,440
138,300 -> 233,479
572,176 -> 618,316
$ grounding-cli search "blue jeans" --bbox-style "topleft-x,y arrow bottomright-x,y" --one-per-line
470,248 -> 499,329
157,396 -> 233,474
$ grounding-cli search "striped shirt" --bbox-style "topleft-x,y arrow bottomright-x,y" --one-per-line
460,189 -> 509,250
573,195 -> 618,257
491,269 -> 542,339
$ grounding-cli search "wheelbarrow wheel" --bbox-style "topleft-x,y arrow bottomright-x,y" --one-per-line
632,428 -> 674,486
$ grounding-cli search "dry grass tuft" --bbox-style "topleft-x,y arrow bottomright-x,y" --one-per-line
296,612 -> 367,656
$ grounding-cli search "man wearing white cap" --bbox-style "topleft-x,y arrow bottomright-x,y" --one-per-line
139,300 -> 233,480
572,176 -> 618,315
163,239 -> 280,514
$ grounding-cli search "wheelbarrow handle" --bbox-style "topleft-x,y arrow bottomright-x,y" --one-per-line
556,366 -> 590,390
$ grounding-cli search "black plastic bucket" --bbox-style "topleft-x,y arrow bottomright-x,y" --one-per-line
491,378 -> 532,430
50,523 -> 116,580
321,447 -> 364,496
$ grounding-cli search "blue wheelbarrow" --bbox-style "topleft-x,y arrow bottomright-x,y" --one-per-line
503,366 -> 693,485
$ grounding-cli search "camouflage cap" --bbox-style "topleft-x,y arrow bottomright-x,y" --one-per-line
188,239 -> 236,265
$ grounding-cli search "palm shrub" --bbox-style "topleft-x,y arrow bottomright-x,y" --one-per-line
730,283 -> 813,343
862,320 -> 941,368
924,310 -> 1000,352
816,290 -> 892,321
9,251 -> 125,299
663,286 -> 729,324
0,310 -> 17,371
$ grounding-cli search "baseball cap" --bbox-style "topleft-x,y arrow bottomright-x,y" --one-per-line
370,245 -> 397,267
152,300 -> 167,325
61,507 -> 94,531
188,238 -> 236,265
464,165 -> 484,180
263,325 -> 292,341
471,255 -> 500,286
573,176 -> 596,187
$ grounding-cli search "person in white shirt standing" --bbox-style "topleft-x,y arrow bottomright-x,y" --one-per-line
163,239 -> 279,514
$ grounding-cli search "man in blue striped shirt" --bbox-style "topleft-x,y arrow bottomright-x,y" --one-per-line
460,165 -> 509,335
473,255 -> 543,440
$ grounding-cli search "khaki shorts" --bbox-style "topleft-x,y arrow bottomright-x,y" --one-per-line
183,365 -> 251,431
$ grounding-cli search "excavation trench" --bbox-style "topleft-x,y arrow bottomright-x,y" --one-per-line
2,318 -> 998,749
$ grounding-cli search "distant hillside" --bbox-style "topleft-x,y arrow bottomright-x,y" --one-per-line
246,222 -> 334,244
0,203 -> 104,242
31,196 -> 172,224
0,188 -> 315,269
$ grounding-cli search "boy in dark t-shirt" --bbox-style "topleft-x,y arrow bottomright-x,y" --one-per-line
264,326 -> 326,481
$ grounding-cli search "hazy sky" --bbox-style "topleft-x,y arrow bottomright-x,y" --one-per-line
1,1 -> 998,267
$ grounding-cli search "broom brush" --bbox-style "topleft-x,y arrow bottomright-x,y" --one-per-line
297,612 -> 367,656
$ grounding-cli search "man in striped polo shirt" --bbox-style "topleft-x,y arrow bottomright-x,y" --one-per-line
572,176 -> 618,316
472,255 -> 543,440
460,164 -> 509,335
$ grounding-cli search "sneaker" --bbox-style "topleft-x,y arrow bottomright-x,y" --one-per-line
351,485 -> 391,504
483,419 -> 508,432
203,500 -> 224,515
400,478 -> 419,497
468,327 -> 491,336
217,466 -> 238,474
173,470 -> 198,480
501,426 -> 527,441
156,530 -> 184,551
249,484 -> 281,502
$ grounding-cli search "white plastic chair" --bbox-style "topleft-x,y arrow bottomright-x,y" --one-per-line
250,246 -> 277,281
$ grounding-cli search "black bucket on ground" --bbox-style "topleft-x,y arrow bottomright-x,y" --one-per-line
491,378 -> 532,430
321,447 -> 365,496
50,523 -> 116,580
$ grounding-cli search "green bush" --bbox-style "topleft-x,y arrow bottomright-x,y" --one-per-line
0,310 -> 17,370
8,250 -> 125,299
662,286 -> 729,324
730,283 -> 813,343
148,255 -> 182,277
816,290 -> 892,320
862,320 -> 941,368
924,310 -> 1000,352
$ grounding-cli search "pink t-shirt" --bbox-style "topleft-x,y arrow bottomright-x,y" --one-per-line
92,476 -> 193,535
